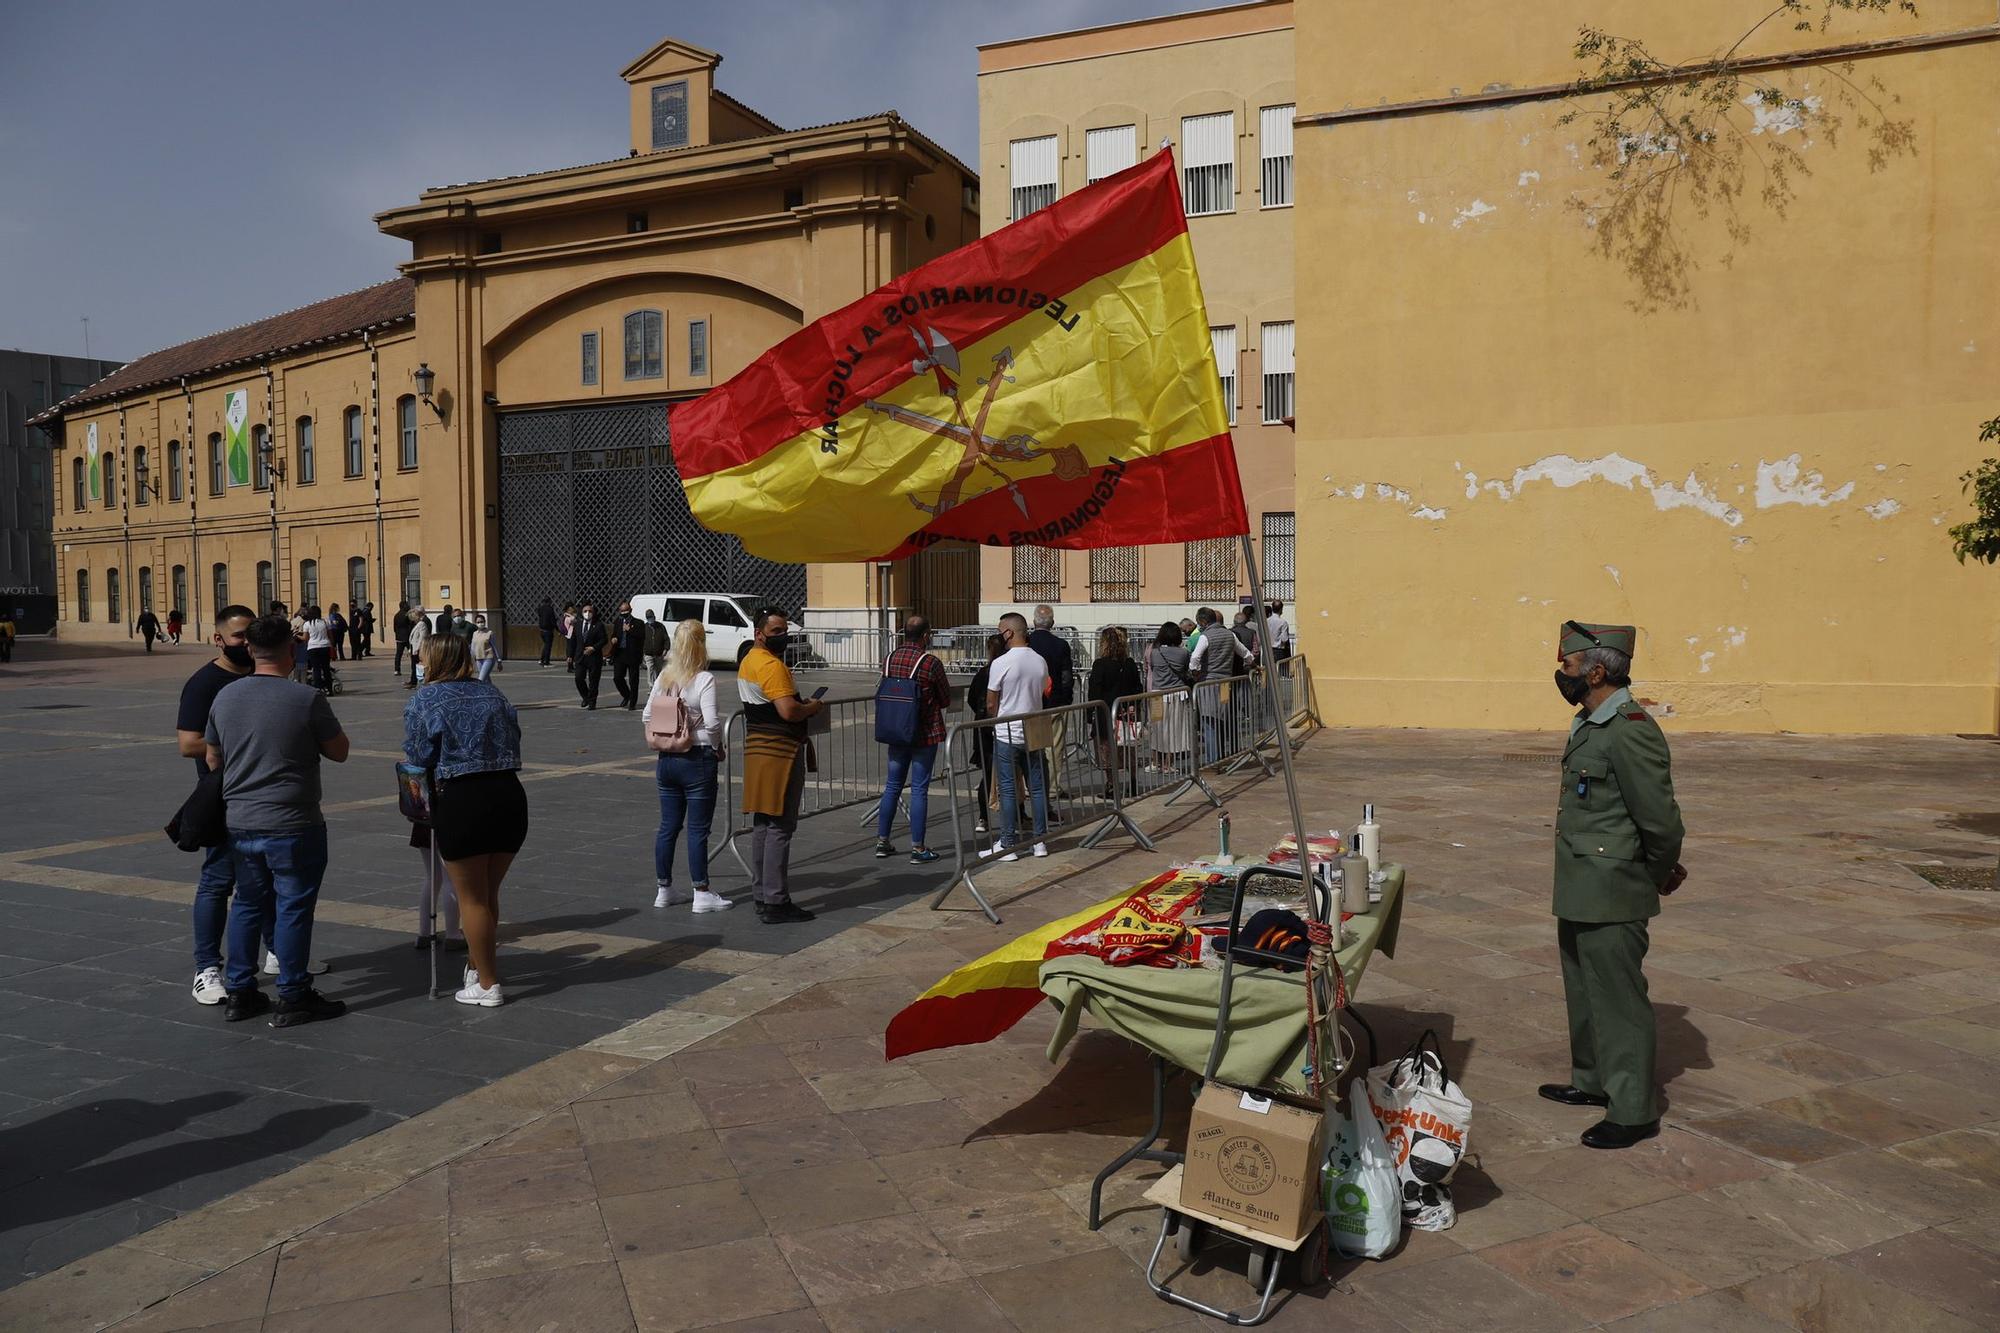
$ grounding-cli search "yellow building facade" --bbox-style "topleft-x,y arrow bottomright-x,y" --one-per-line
41,37 -> 977,646
975,2 -> 1296,627
1293,0 -> 2000,733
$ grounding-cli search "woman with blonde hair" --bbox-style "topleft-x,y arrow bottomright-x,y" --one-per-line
645,620 -> 730,913
404,631 -> 527,1006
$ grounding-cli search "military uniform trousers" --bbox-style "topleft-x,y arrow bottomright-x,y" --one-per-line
1557,917 -> 1657,1125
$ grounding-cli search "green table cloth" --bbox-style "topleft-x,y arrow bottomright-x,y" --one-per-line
1039,865 -> 1405,1095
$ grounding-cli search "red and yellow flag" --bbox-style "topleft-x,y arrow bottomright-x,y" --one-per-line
670,149 -> 1247,563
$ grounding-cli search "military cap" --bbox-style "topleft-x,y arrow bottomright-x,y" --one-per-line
1559,621 -> 1636,657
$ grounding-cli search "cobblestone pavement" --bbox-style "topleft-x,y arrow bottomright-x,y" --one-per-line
3,639 -> 1999,1330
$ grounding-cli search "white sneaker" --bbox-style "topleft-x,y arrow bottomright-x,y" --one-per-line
1032,843 -> 1049,858
191,967 -> 226,1005
654,882 -> 689,909
691,889 -> 733,913
979,843 -> 1020,863
262,950 -> 328,976
454,978 -> 505,1007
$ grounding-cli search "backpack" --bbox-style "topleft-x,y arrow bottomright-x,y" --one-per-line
645,681 -> 696,753
873,651 -> 932,747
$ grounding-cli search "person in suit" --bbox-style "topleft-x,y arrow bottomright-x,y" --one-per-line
1027,606 -> 1074,795
608,601 -> 646,708
570,602 -> 607,709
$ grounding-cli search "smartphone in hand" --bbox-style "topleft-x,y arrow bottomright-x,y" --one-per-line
811,686 -> 829,700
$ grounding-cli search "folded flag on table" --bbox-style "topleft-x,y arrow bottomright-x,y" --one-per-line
670,148 -> 1246,563
884,872 -> 1205,1061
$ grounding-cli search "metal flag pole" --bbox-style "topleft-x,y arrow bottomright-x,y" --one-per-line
1237,532 -> 1339,1105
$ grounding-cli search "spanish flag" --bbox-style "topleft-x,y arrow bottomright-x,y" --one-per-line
670,149 -> 1247,562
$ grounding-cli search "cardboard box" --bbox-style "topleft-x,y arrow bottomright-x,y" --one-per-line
1181,1083 -> 1325,1241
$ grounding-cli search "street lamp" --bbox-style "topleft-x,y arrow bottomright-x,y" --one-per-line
133,455 -> 165,505
414,362 -> 443,418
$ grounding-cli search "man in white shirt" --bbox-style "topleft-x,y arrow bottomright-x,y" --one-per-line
980,612 -> 1050,862
1265,601 -> 1293,665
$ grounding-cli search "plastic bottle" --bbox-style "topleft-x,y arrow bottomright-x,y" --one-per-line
1357,804 -> 1382,875
1340,847 -> 1370,915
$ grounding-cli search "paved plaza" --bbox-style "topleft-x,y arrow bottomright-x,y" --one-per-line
2,639 -> 2000,1330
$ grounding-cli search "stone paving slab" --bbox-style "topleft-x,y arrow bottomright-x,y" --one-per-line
5,643 -> 2000,1329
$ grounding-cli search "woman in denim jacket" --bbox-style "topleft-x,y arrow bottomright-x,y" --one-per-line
406,633 -> 526,1006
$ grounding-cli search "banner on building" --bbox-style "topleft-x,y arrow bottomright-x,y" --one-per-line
85,422 -> 100,500
224,390 -> 251,487
670,148 -> 1246,562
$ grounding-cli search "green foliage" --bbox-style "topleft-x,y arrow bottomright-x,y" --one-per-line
1947,417 -> 2000,565
1559,1 -> 1919,312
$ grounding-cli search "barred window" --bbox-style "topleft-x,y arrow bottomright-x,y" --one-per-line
139,566 -> 154,612
398,395 -> 419,469
296,417 -> 315,484
581,331 -> 599,386
77,569 -> 90,622
210,433 -> 226,495
1181,112 -> 1234,216
401,554 -> 422,606
1085,125 -> 1136,184
172,565 -> 188,616
1261,512 -> 1296,602
1184,537 -> 1236,602
134,446 -> 149,505
106,567 -> 120,623
256,561 -> 274,612
1260,320 -> 1295,425
299,559 -> 319,609
1260,104 -> 1295,208
1089,546 -> 1140,602
348,557 -> 368,608
167,441 -> 184,499
1210,325 -> 1237,426
688,319 -> 708,377
343,408 -> 363,478
1011,545 -> 1060,603
212,562 -> 228,611
1009,136 -> 1058,220
73,456 -> 85,510
253,425 -> 271,491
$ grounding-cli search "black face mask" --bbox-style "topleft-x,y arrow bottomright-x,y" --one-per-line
221,643 -> 253,669
764,633 -> 791,656
1554,668 -> 1593,706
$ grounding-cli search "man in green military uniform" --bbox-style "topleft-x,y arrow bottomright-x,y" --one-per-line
1538,621 -> 1685,1149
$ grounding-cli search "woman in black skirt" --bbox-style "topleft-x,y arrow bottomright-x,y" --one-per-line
405,633 -> 527,1006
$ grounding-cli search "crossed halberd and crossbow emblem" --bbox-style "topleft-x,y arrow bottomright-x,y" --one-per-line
863,323 -> 1088,519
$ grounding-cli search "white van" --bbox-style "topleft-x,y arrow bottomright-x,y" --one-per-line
628,592 -> 766,667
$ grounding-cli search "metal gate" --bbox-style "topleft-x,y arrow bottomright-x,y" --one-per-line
497,402 -> 804,634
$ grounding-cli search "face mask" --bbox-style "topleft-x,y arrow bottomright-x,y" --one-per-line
765,633 -> 791,655
222,643 -> 253,669
1554,667 -> 1593,706
583,613 -> 594,622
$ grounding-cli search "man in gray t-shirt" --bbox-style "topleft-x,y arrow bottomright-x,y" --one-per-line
204,613 -> 351,1025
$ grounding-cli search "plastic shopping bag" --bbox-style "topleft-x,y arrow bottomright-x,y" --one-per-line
1366,1031 -> 1472,1232
1324,1092 -> 1402,1259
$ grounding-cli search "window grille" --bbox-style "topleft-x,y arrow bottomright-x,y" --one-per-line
401,554 -> 422,606
581,332 -> 598,386
1089,546 -> 1140,602
139,567 -> 153,612
256,562 -> 274,612
1180,112 -> 1235,216
1210,326 -> 1237,425
1085,125 -> 1136,184
1261,512 -> 1296,602
106,567 -> 121,623
624,310 -> 663,379
1260,105 -> 1295,208
296,418 -> 314,483
689,319 -> 708,377
300,559 -> 319,609
172,565 -> 188,616
1184,537 -> 1237,602
253,426 -> 271,490
73,457 -> 85,510
1260,321 -> 1295,424
348,557 -> 368,608
134,447 -> 149,504
77,569 -> 90,622
1011,545 -> 1060,603
209,435 -> 225,495
1009,136 -> 1059,219
212,563 -> 228,612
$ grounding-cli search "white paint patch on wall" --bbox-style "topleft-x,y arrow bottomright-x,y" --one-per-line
1698,651 -> 1717,674
1411,506 -> 1448,521
1755,453 -> 1855,509
1451,199 -> 1496,228
1604,565 -> 1622,587
1864,498 -> 1902,520
1744,93 -> 1822,135
1517,170 -> 1540,185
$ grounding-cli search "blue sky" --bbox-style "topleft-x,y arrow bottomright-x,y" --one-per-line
0,0 -> 1187,362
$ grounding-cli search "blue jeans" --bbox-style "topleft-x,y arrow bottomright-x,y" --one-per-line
191,841 -> 271,971
654,749 -> 719,888
225,826 -> 329,999
476,658 -> 496,682
876,743 -> 938,846
995,740 -> 1047,847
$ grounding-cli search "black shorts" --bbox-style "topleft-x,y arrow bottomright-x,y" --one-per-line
431,770 -> 528,860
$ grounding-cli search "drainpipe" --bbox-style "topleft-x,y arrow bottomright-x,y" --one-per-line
365,330 -> 385,614
181,378 -> 199,628
265,363 -> 279,608
119,404 -> 131,637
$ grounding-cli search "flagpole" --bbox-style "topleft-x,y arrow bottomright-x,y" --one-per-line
1238,531 -> 1338,1106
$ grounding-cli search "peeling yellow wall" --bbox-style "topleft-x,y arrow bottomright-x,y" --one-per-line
1294,1 -> 2000,734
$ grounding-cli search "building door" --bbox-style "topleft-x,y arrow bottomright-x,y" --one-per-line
900,540 -> 980,628
496,402 -> 804,641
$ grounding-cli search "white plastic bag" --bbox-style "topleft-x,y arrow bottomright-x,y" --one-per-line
1366,1031 -> 1472,1232
1324,1092 -> 1402,1258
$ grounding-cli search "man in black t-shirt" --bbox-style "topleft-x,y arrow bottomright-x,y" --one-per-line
177,605 -> 260,1006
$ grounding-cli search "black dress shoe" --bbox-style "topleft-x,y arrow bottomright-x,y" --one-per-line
1538,1083 -> 1611,1108
1581,1118 -> 1660,1150
757,901 -> 817,925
